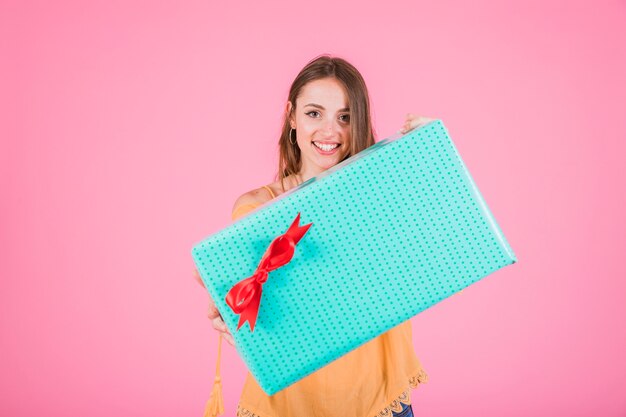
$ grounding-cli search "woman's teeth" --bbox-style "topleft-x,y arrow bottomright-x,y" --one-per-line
313,142 -> 339,151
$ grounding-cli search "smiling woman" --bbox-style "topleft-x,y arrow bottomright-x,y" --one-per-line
276,57 -> 378,190
200,54 -> 433,417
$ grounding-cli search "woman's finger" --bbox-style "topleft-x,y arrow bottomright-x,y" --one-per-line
212,315 -> 227,332
207,303 -> 220,319
222,332 -> 235,346
401,115 -> 434,133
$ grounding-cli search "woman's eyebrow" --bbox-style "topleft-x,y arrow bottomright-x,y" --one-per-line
304,103 -> 350,112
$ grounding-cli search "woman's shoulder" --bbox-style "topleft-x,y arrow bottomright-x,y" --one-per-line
231,183 -> 276,214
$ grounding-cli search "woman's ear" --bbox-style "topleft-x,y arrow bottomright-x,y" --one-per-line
286,101 -> 295,129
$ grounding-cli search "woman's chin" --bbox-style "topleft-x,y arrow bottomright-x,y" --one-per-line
302,149 -> 342,171
315,157 -> 339,170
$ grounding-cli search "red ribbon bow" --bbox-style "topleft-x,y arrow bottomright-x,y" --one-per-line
225,212 -> 312,332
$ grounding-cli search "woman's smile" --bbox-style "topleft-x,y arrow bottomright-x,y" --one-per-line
312,140 -> 341,155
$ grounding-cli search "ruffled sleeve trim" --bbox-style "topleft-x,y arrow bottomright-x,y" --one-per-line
232,203 -> 260,221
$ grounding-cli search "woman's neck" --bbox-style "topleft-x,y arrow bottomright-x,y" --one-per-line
280,166 -> 324,193
298,166 -> 325,184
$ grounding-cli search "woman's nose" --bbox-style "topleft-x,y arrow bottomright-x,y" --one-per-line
322,120 -> 337,136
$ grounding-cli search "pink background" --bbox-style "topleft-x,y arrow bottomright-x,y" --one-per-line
1,1 -> 625,416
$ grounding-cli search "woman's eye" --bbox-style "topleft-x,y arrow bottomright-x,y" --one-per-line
306,111 -> 320,118
340,114 -> 350,122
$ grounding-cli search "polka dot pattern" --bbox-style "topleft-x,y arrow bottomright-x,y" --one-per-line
192,119 -> 517,395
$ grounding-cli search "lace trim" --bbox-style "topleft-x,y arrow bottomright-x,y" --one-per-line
235,369 -> 429,417
374,368 -> 430,417
237,404 -> 260,417
409,367 -> 430,387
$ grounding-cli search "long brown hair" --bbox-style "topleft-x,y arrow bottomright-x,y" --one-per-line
276,54 -> 377,190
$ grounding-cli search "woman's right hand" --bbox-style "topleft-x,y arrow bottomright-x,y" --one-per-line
207,295 -> 235,346
194,268 -> 235,346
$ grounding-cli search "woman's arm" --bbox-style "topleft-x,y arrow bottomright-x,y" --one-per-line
195,190 -> 265,346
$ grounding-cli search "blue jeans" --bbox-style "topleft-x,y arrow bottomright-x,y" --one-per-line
391,402 -> 414,417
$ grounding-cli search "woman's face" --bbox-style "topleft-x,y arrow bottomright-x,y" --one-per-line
288,77 -> 352,172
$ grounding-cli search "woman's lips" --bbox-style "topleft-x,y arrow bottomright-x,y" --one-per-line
312,141 -> 340,155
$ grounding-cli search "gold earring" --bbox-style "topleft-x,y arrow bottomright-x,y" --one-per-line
289,128 -> 297,145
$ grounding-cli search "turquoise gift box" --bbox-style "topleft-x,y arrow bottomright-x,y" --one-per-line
192,119 -> 517,395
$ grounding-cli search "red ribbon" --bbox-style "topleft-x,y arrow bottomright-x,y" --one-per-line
225,212 -> 313,332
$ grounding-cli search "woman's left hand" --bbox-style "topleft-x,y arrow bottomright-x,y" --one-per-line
399,114 -> 435,134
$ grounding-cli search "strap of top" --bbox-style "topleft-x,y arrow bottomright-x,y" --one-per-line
262,185 -> 276,199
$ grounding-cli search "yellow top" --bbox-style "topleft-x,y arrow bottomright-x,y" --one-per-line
230,187 -> 430,417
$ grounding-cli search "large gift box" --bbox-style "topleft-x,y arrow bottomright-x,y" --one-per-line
192,119 -> 517,395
